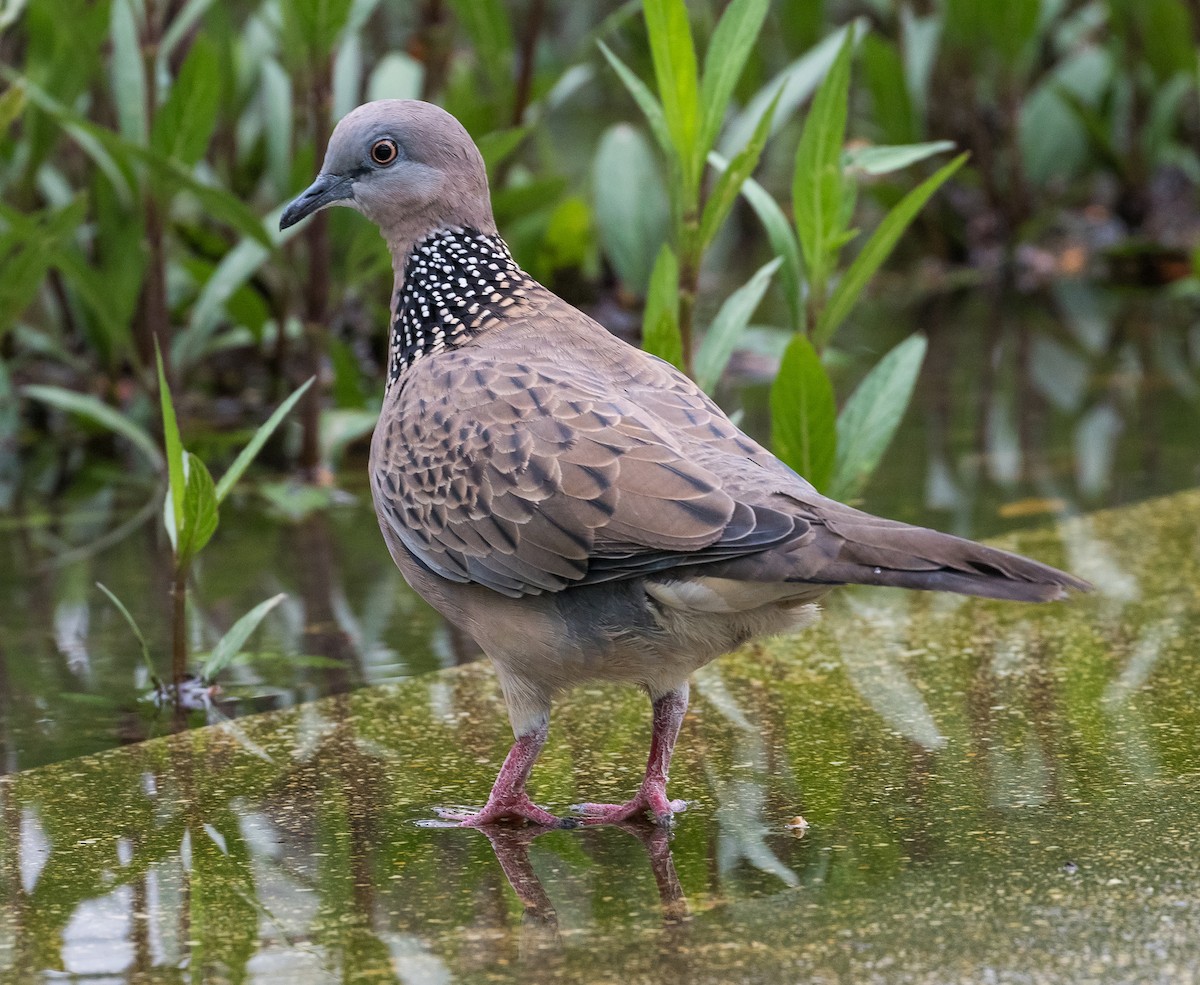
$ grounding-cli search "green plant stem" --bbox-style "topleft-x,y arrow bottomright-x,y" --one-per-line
171,560 -> 189,706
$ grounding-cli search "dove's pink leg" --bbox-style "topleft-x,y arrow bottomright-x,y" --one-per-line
572,684 -> 689,827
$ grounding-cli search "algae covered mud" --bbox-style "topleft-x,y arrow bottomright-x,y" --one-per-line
1,490 -> 1198,983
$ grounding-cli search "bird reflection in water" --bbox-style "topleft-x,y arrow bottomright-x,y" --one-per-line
451,820 -> 690,962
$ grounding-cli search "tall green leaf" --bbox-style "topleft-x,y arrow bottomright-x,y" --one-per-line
770,334 -> 837,490
109,0 -> 147,145
698,0 -> 769,152
695,257 -> 781,393
843,141 -> 955,176
829,334 -> 927,501
792,29 -> 855,303
720,21 -> 862,156
643,0 -> 702,189
815,153 -> 965,348
151,35 -> 221,166
727,169 -> 805,331
281,0 -> 355,59
445,0 -> 515,91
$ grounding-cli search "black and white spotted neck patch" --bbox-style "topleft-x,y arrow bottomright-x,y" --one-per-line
387,226 -> 532,389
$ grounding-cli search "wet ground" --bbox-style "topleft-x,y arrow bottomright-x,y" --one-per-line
1,278 -> 1199,980
2,488 -> 1199,983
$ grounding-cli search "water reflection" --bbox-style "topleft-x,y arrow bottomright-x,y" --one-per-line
2,489 -> 1198,982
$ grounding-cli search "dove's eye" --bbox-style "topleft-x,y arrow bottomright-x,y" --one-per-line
371,139 -> 399,166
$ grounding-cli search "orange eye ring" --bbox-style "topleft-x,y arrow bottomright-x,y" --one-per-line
371,139 -> 399,166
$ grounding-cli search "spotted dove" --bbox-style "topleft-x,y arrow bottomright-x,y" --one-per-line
281,100 -> 1089,828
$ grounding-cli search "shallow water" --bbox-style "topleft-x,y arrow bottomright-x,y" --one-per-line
1,280 -> 1196,766
1,277 -> 1198,980
2,489 -> 1199,982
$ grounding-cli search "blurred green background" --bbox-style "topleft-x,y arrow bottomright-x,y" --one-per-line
0,0 -> 1198,762
2,0 -> 1197,489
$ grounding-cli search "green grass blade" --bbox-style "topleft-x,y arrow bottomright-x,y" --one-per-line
770,333 -> 837,490
96,582 -> 159,685
151,35 -> 221,166
200,593 -> 287,683
815,152 -> 966,348
214,377 -> 314,504
21,384 -> 163,470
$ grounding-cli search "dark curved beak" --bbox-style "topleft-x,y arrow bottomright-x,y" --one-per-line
279,173 -> 355,230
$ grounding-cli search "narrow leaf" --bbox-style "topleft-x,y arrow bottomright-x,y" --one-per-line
109,0 -> 147,145
21,384 -> 163,470
721,165 -> 804,331
770,334 -> 837,490
643,0 -> 702,188
200,593 -> 287,683
214,377 -> 314,504
156,346 -> 186,553
97,582 -> 159,685
699,0 -> 769,152
720,20 -> 863,156
445,0 -> 515,88
815,153 -> 965,348
597,41 -> 673,163
695,257 -> 781,393
0,82 -> 26,136
843,140 -> 954,176
151,35 -> 221,166
160,0 -> 221,63
829,334 -> 927,501
699,87 -> 780,249
642,244 -> 683,370
793,28 -> 855,301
